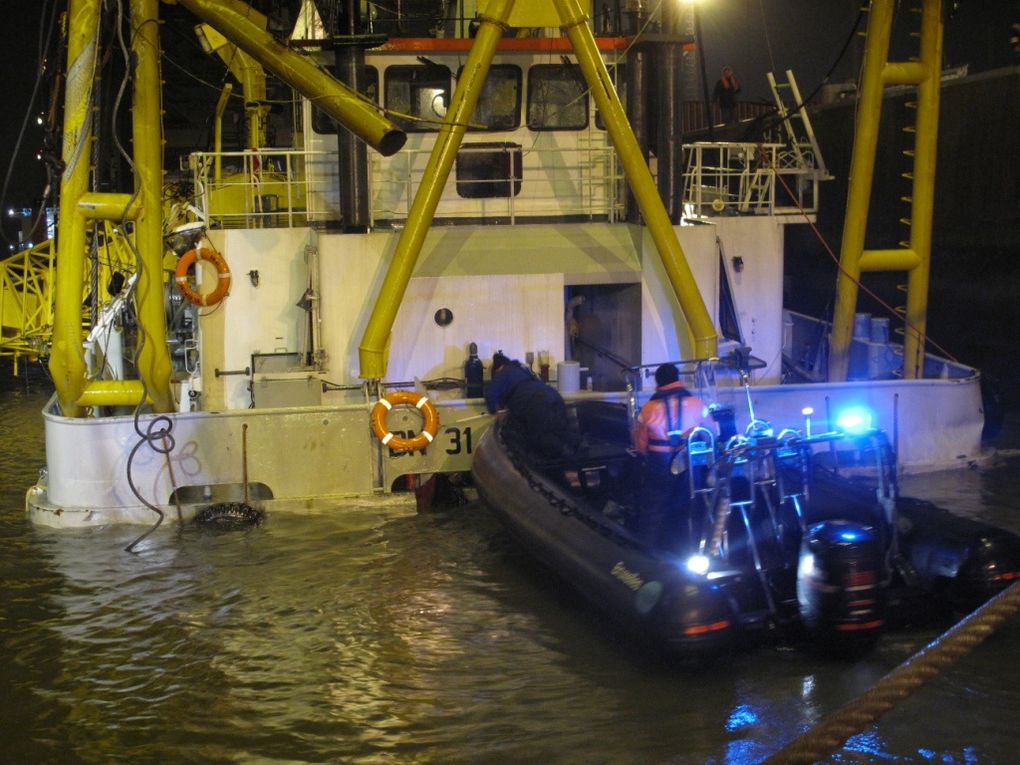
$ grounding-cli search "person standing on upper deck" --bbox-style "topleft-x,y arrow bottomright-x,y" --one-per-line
713,65 -> 741,124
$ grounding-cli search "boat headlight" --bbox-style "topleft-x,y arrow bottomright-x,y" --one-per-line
798,552 -> 815,579
686,554 -> 711,576
836,406 -> 874,435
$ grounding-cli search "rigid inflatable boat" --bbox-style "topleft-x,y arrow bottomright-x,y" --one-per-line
472,399 -> 1020,659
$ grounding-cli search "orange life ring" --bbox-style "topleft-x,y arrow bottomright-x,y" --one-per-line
175,247 -> 231,307
371,390 -> 441,452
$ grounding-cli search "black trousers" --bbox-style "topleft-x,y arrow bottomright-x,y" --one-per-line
637,453 -> 688,551
506,383 -> 575,460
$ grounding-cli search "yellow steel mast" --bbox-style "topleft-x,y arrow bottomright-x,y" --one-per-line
828,0 -> 943,381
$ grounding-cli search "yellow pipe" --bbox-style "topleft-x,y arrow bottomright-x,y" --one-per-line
77,192 -> 141,221
828,0 -> 896,381
552,0 -> 717,358
901,1 -> 942,379
882,61 -> 926,85
214,82 -> 233,183
131,0 -> 175,413
358,0 -> 516,379
858,248 -> 921,272
198,23 -> 267,149
49,0 -> 101,417
174,0 -> 405,156
77,380 -> 151,408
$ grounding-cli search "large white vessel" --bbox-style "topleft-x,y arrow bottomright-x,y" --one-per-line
24,0 -> 984,528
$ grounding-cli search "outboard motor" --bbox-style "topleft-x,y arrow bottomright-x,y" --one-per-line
898,498 -> 1020,613
797,520 -> 887,655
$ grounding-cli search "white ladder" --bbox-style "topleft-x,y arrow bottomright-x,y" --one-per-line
766,70 -> 829,178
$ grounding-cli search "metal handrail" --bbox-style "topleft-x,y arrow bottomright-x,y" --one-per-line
188,143 -> 627,230
682,141 -> 825,219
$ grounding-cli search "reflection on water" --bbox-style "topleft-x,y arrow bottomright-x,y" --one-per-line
3,379 -> 1020,764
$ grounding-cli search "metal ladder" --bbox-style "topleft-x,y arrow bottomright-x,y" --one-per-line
766,69 -> 829,179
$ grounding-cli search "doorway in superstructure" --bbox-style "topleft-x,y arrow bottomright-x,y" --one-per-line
565,283 -> 641,392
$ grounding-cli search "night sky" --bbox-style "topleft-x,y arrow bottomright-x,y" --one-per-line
1,0 -> 1017,236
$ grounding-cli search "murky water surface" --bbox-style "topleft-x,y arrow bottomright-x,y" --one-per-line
3,377 -> 1020,764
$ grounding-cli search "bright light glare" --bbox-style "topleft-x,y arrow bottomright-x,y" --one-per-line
836,406 -> 874,435
798,553 -> 815,579
801,406 -> 814,416
686,555 -> 710,575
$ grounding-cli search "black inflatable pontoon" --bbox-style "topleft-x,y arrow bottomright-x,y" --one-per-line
472,400 -> 1020,659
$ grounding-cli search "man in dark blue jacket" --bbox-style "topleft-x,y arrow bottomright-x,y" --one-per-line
485,351 -> 575,460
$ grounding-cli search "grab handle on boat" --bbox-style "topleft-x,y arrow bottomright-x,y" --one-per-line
214,366 -> 251,378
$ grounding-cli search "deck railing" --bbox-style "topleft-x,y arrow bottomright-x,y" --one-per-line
189,142 -> 626,230
681,141 -> 824,219
188,137 -> 822,230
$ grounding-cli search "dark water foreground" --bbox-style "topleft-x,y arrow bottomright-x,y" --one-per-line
3,379 -> 1020,764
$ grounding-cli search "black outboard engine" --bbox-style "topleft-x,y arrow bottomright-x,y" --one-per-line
797,520 -> 887,655
898,498 -> 1020,612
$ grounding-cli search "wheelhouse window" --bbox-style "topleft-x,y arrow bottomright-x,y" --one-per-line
312,67 -> 378,134
455,142 -> 522,198
527,63 -> 588,130
385,64 -> 452,132
458,64 -> 521,131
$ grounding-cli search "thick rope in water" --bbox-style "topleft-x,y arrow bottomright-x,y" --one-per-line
766,579 -> 1020,764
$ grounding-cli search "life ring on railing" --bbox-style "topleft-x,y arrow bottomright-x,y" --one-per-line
371,390 -> 440,452
175,247 -> 232,307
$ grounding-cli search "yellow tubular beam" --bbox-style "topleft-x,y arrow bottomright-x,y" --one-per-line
552,0 -> 717,358
50,0 -> 101,417
214,82 -> 233,183
77,192 -> 141,220
77,380 -> 151,408
131,0 -> 175,413
174,0 -> 406,156
357,0 -> 516,379
882,61 -> 926,85
828,0 -> 896,381
858,248 -> 922,272
199,23 -> 268,149
901,1 -> 942,379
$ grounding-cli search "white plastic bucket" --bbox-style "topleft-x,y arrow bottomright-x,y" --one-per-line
557,361 -> 581,393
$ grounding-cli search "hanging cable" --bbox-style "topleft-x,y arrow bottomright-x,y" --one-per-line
756,0 -> 779,76
0,0 -> 65,248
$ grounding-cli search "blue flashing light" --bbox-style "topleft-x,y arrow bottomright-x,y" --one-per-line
836,406 -> 874,435
838,528 -> 864,543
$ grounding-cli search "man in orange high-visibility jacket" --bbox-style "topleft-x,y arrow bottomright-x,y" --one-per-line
632,363 -> 712,551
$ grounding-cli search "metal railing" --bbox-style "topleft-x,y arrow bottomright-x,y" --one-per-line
189,138 -> 824,230
189,149 -> 331,230
682,141 -> 824,219
371,138 -> 624,223
189,142 -> 626,229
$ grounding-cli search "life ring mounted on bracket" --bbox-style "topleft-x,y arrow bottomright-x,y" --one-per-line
175,247 -> 232,307
371,390 -> 441,453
